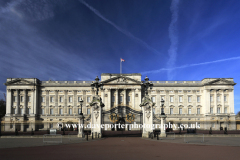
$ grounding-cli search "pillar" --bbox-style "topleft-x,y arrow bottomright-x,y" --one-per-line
132,89 -> 135,109
16,89 -> 19,114
24,89 -> 27,114
115,89 -> 118,107
6,89 -> 12,115
46,90 -> 49,114
55,90 -> 59,114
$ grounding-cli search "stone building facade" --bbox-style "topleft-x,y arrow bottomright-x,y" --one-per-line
2,73 -> 237,132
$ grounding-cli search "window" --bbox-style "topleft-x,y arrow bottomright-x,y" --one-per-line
28,96 -> 31,102
197,108 -> 200,114
179,108 -> 182,114
188,96 -> 192,102
87,108 -> 90,114
153,108 -> 155,114
78,108 -> 82,114
120,96 -> 123,102
210,107 -> 213,114
42,97 -> 45,102
21,96 -> 23,102
20,108 -> 23,114
50,109 -> 53,115
50,97 -> 54,103
217,107 -> 220,114
151,97 -> 156,102
87,97 -> 91,103
188,108 -> 191,114
170,96 -> 174,102
217,96 -> 220,102
197,96 -> 200,103
69,108 -> 72,115
179,96 -> 182,102
112,96 -> 115,102
10,124 -> 13,129
127,96 -> 130,102
60,108 -> 63,115
69,97 -> 72,103
13,96 -> 16,102
170,108 -> 173,115
224,107 -> 227,114
42,109 -> 45,115
210,96 -> 213,102
224,96 -> 227,102
212,123 -> 215,128
28,108 -> 31,114
14,108 -> 17,114
59,97 -> 63,103
50,123 -> 53,128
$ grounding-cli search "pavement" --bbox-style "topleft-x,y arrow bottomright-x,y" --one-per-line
0,137 -> 240,160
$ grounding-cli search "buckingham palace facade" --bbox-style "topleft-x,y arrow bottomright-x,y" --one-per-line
2,73 -> 237,132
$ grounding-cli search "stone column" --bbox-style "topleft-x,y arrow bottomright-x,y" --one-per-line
138,89 -> 142,108
157,90 -> 160,114
78,115 -> 84,138
64,90 -> 68,115
31,89 -> 35,115
229,89 -> 234,114
214,90 -> 217,113
24,89 -> 27,114
101,89 -> 105,104
108,89 -> 111,109
16,89 -> 19,114
160,115 -> 167,137
55,90 -> 59,114
83,90 -> 86,113
46,90 -> 49,114
73,90 -> 77,114
6,89 -> 12,115
221,90 -> 224,113
132,89 -> 135,109
204,89 -> 210,114
115,89 -> 118,107
123,89 -> 126,106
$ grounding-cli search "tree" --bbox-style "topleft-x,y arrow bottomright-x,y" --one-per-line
0,99 -> 6,119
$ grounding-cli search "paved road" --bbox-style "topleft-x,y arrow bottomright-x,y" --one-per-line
0,137 -> 240,160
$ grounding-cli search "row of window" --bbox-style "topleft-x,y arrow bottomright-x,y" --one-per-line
41,108 -> 91,115
42,97 -> 91,103
13,96 -> 31,102
111,96 -> 131,102
210,96 -> 228,102
150,96 -> 200,103
152,108 -> 201,115
210,107 -> 228,114
12,108 -> 31,114
150,95 -> 228,103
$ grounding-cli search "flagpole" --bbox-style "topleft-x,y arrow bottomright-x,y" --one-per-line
120,58 -> 122,74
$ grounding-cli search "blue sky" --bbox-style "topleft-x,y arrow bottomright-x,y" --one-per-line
0,0 -> 240,113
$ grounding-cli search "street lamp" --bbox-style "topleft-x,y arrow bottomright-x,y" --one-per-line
79,98 -> 83,115
161,98 -> 165,115
91,76 -> 103,95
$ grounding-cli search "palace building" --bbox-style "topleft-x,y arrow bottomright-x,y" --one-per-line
2,73 -> 237,132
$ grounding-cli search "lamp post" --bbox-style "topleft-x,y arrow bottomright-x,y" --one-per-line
79,98 -> 83,116
78,98 -> 84,138
91,76 -> 103,96
161,98 -> 165,115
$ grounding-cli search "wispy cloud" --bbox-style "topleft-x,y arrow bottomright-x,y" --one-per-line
79,0 -> 161,55
167,0 -> 180,79
141,56 -> 240,74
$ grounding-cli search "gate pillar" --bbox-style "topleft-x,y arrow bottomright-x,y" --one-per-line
140,95 -> 155,138
90,95 -> 105,138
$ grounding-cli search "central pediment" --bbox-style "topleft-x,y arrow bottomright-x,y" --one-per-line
101,76 -> 142,85
4,78 -> 37,86
204,78 -> 236,85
